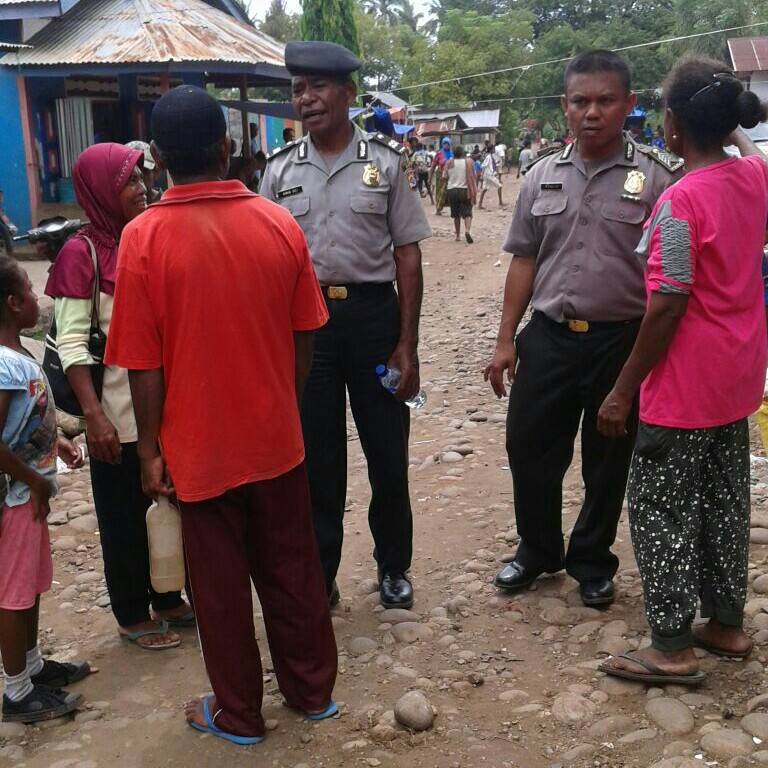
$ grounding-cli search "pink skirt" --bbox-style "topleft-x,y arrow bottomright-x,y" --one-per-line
0,501 -> 53,610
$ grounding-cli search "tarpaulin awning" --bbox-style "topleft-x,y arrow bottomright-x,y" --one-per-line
220,100 -> 296,119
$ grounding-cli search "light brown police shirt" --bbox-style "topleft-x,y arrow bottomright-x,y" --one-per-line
261,123 -> 432,285
503,136 -> 683,322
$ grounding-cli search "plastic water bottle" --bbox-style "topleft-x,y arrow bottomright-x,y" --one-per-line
146,496 -> 186,593
375,364 -> 427,410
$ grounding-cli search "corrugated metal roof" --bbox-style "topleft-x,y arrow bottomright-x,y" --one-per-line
0,41 -> 33,50
0,0 -> 55,5
0,0 -> 285,66
365,91 -> 408,109
413,108 -> 500,129
729,37 -> 768,74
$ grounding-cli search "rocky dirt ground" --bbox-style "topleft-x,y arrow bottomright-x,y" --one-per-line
4,175 -> 768,768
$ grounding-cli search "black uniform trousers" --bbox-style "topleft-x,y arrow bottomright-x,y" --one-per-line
90,442 -> 184,627
301,283 -> 412,593
506,312 -> 640,582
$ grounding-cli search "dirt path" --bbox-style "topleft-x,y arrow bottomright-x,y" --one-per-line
5,177 -> 768,768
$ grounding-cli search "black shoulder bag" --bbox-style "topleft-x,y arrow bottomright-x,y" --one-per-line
42,236 -> 107,417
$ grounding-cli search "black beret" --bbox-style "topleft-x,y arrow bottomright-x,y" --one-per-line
284,40 -> 361,77
151,85 -> 226,151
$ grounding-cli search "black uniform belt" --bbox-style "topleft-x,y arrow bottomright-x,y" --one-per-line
538,312 -> 642,333
321,282 -> 394,300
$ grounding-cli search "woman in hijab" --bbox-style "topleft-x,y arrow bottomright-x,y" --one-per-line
429,137 -> 453,215
45,143 -> 194,650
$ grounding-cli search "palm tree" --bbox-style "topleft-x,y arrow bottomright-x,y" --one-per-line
396,0 -> 423,31
361,0 -> 405,25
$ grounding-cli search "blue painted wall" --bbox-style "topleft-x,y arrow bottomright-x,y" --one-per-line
0,20 -> 31,230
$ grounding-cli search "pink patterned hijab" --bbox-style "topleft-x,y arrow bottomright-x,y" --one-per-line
46,143 -> 143,298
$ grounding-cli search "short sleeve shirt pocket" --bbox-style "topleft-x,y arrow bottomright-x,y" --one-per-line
531,195 -> 567,217
350,191 -> 388,246
281,195 -> 315,248
597,201 -> 647,255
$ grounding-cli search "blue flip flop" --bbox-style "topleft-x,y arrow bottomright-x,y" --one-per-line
283,698 -> 338,721
306,699 -> 338,720
189,696 -> 265,746
160,610 -> 196,628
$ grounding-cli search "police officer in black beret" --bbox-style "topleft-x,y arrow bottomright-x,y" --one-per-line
261,41 -> 432,610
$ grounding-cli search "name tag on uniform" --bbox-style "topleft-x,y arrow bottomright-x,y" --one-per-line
276,186 -> 303,199
540,182 -> 563,190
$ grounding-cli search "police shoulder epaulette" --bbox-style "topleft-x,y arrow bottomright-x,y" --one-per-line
521,146 -> 559,175
370,132 -> 407,155
636,143 -> 684,173
267,139 -> 299,161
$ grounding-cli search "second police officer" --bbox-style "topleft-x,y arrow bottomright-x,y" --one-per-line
485,50 -> 683,607
261,41 -> 432,610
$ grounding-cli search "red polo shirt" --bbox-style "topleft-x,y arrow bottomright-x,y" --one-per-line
105,180 -> 328,501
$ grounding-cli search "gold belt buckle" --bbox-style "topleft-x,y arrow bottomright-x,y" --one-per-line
567,319 -> 589,333
326,285 -> 348,300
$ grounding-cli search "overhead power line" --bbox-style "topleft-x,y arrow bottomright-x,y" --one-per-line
470,87 -> 659,106
397,19 -> 768,93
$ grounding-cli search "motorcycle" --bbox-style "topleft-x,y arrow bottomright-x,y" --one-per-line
10,216 -> 86,261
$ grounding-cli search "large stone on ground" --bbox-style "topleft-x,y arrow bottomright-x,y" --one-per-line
753,574 -> 768,595
650,760 -> 702,768
587,714 -> 634,738
390,622 -> 432,643
552,692 -> 596,725
700,728 -> 755,759
69,514 -> 98,533
393,691 -> 436,732
348,637 -> 378,656
742,712 -> 768,741
645,697 -> 695,735
51,535 -> 78,552
748,693 -> 768,713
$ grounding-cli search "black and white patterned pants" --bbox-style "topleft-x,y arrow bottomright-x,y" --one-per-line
628,419 -> 750,652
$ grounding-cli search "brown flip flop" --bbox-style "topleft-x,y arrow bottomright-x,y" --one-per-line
598,651 -> 706,686
692,636 -> 753,660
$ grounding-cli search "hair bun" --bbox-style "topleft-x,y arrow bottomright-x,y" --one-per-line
735,90 -> 768,129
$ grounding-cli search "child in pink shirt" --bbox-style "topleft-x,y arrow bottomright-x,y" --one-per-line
0,258 -> 90,722
596,58 -> 768,686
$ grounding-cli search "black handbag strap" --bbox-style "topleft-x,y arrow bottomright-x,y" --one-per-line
81,235 -> 101,332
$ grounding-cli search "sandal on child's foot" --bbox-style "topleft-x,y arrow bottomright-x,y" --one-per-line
2,684 -> 83,723
31,659 -> 91,689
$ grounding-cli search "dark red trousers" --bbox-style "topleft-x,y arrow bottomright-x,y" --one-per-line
179,463 -> 337,738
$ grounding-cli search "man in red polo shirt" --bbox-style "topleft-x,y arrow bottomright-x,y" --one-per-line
105,85 -> 338,746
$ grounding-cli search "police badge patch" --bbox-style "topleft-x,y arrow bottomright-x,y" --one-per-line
624,170 -> 646,195
362,163 -> 381,187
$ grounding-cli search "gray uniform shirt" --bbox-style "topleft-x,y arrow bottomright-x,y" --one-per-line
261,123 -> 432,285
503,136 -> 683,322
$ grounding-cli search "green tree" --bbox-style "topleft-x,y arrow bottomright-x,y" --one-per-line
397,0 -> 423,32
355,6 -> 418,89
400,10 -> 535,105
361,0 -> 404,25
671,0 -> 768,58
259,0 -> 299,42
300,0 -> 361,54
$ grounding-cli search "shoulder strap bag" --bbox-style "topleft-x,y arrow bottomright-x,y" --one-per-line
42,236 -> 107,417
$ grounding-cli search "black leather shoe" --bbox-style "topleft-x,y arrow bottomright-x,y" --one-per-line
580,578 -> 615,606
328,581 -> 340,608
380,574 -> 414,609
494,559 -> 542,592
